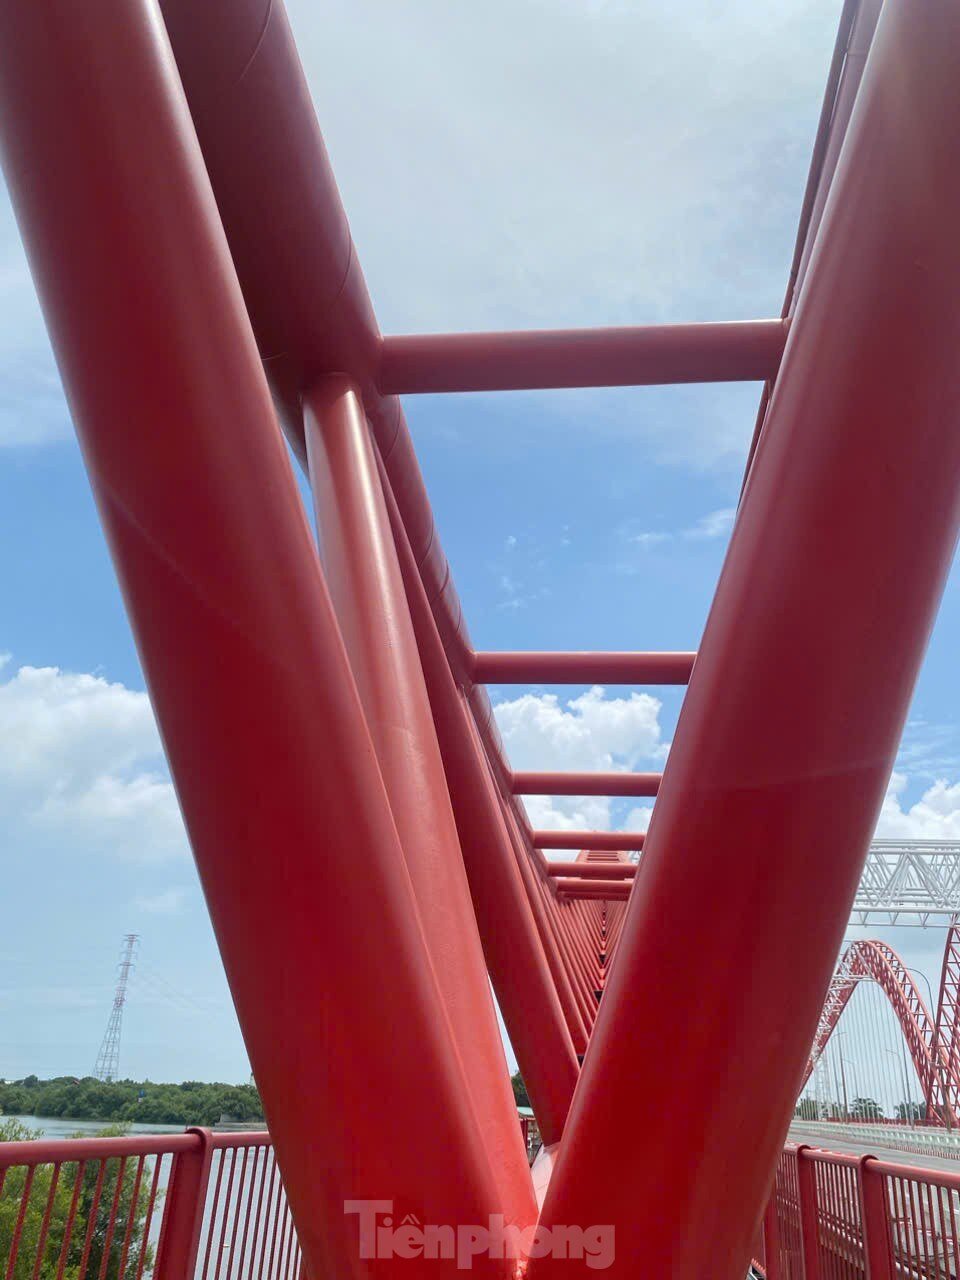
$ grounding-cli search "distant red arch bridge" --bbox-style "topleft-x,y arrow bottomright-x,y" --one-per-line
805,924 -> 960,1126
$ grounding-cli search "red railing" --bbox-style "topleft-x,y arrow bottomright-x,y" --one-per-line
7,1129 -> 960,1279
755,1143 -> 960,1278
0,1129 -> 302,1280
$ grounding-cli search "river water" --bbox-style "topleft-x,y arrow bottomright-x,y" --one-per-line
3,1113 -> 189,1138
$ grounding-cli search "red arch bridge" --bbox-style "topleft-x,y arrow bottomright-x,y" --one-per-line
2,0 -> 960,1277
802,927 -> 960,1129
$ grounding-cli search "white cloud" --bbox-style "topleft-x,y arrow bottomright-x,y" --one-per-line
876,772 -> 960,840
493,686 -> 662,832
686,508 -> 737,540
628,506 -> 736,548
491,693 -> 960,849
0,2 -> 838,462
286,0 -> 837,468
623,806 -> 654,834
0,660 -> 188,861
294,0 -> 834,333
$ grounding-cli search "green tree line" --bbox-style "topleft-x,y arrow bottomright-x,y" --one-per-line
795,1094 -> 920,1121
0,1076 -> 263,1127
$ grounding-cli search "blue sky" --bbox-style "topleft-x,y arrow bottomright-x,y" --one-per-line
2,0 -> 959,1086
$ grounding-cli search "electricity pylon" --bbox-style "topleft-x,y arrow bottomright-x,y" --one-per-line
93,934 -> 138,1082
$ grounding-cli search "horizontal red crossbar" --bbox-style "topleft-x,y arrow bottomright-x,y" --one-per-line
532,830 -> 647,850
378,319 -> 787,394
513,771 -> 661,797
546,862 -> 637,878
472,650 -> 696,684
556,879 -> 632,900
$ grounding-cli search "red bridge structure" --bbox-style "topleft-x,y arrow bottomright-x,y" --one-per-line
1,0 -> 960,1277
804,929 -> 960,1128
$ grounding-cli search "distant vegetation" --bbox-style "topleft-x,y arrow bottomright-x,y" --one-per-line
795,1094 -> 920,1122
511,1071 -> 530,1108
0,1075 -> 264,1127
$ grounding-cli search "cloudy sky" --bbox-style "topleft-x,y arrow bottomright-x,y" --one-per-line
2,0 -> 959,1087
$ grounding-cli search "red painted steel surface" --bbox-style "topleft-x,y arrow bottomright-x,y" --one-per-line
754,1144 -> 960,1279
156,0 -> 478,687
934,925 -> 960,1122
555,881 -> 632,901
303,373 -> 534,1225
804,940 -> 960,1126
533,1 -> 960,1275
533,830 -> 647,851
154,1126 -> 213,1277
378,320 -> 787,394
157,0 -> 527,879
6,1130 -> 954,1280
0,1130 -> 301,1280
472,651 -> 696,685
382,461 -> 580,1145
2,0 -> 960,1274
0,5 -> 512,1276
512,772 -> 661,797
546,863 -> 637,879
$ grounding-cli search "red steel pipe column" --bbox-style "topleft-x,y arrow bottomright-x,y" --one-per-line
760,1193 -> 782,1280
858,1158 -> 893,1280
534,1 -> 960,1275
381,463 -> 580,1145
304,375 -> 533,1222
495,791 -> 591,1055
153,1128 -> 213,1279
0,7 -> 510,1277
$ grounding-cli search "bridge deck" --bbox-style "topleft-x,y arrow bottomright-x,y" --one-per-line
790,1123 -> 960,1174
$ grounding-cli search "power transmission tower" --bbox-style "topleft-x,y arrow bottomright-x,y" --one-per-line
93,934 -> 138,1082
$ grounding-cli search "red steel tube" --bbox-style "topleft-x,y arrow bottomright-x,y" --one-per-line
858,1157 -> 894,1280
533,831 -> 647,851
796,1152 -> 822,1280
453,695 -> 581,1142
158,0 -> 479,699
472,651 -> 696,685
304,375 -> 534,1226
0,8 -> 511,1277
533,2 -> 960,1275
761,1192 -> 782,1280
0,1135 -> 198,1170
497,793 -> 591,1055
514,805 -> 596,1037
377,416 -> 580,1147
555,880 -> 632,901
378,320 -> 787,394
546,863 -> 637,878
513,771 -> 661,797
154,1130 -> 213,1280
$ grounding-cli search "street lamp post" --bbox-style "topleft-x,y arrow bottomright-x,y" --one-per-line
834,1031 -> 850,1119
885,1046 -> 913,1125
